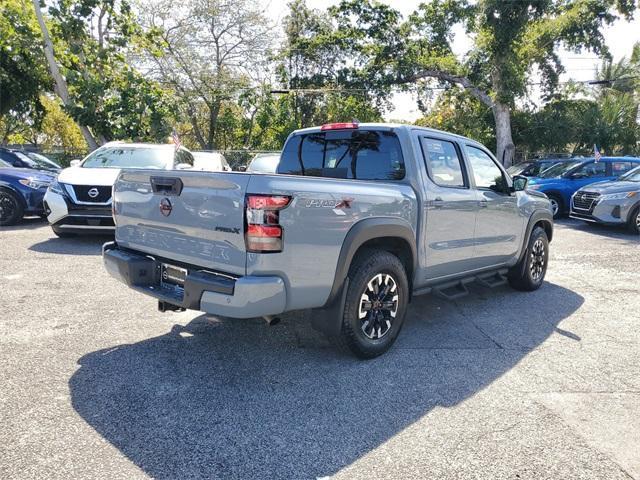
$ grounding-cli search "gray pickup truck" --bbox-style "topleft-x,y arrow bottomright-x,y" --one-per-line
103,123 -> 553,358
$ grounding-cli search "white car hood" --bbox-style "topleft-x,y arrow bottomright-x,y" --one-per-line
57,166 -> 122,186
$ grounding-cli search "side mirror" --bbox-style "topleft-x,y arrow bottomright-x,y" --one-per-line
238,165 -> 247,172
512,175 -> 528,192
70,159 -> 81,167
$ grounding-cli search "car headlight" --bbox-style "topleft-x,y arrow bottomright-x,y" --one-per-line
47,179 -> 65,195
599,191 -> 638,201
19,178 -> 50,190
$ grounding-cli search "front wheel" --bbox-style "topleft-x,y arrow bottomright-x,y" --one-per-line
627,206 -> 640,234
547,194 -> 563,219
0,189 -> 24,226
508,226 -> 549,291
339,250 -> 409,359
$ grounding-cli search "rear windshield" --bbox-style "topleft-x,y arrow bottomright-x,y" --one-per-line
278,130 -> 405,180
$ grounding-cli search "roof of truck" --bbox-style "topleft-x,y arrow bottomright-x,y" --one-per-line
291,123 -> 485,146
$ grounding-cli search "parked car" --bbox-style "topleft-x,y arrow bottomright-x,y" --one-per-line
570,164 -> 640,233
527,157 -> 640,218
192,151 -> 232,171
507,158 -> 574,178
0,158 -> 55,226
44,142 -> 196,237
103,123 -> 553,358
0,147 -> 61,173
244,152 -> 280,173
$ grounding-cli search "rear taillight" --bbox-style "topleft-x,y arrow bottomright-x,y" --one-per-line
245,194 -> 291,253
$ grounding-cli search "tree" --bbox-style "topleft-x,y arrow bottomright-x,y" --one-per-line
138,0 -> 274,150
31,0 -> 99,149
303,0 -> 637,166
0,0 -> 50,140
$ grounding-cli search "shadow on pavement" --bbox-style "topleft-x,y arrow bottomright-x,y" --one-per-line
70,282 -> 583,479
0,216 -> 47,231
556,218 -> 639,243
28,234 -> 113,256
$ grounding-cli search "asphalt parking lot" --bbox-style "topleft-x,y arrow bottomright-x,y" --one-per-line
1,218 -> 639,479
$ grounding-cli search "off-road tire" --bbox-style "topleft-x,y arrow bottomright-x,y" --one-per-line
339,249 -> 409,359
508,226 -> 549,291
0,189 -> 24,226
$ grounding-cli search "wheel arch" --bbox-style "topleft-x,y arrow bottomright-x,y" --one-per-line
323,217 -> 417,308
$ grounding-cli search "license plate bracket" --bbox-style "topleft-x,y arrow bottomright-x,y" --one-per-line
160,263 -> 188,288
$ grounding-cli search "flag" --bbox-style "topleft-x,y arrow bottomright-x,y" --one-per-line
594,144 -> 601,162
172,129 -> 181,150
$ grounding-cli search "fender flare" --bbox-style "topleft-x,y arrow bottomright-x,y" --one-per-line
516,209 -> 553,265
311,217 -> 417,336
327,217 -> 417,304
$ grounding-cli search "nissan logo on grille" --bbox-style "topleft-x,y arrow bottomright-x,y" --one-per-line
159,198 -> 172,216
87,187 -> 100,198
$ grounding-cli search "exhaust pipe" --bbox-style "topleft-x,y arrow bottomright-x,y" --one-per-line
263,315 -> 281,326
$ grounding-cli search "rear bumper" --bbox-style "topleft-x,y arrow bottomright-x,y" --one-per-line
102,242 -> 286,318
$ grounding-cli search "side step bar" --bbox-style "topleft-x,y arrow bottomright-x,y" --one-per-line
414,269 -> 509,301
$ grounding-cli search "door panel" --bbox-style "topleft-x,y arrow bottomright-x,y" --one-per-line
464,145 -> 524,267
419,136 -> 479,279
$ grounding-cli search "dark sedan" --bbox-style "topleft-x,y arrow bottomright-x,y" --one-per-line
0,147 -> 61,173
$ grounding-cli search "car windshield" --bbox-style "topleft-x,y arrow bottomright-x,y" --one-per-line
82,147 -> 171,169
0,159 -> 12,168
248,154 -> 280,173
507,163 -> 531,175
11,151 -> 39,168
619,165 -> 640,182
26,152 -> 60,169
539,160 -> 583,178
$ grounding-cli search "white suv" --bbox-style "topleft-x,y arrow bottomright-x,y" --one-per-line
44,142 -> 195,236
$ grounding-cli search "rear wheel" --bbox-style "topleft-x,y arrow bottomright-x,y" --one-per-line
0,189 -> 24,226
547,193 -> 563,219
508,226 -> 549,291
628,206 -> 640,234
339,250 -> 409,359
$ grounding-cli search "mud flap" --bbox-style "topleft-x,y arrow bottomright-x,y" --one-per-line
310,278 -> 349,337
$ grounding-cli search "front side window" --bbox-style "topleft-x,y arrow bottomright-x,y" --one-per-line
465,145 -> 508,193
420,137 -> 466,187
572,161 -> 606,178
278,130 -> 405,180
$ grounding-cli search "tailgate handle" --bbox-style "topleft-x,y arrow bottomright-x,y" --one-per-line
150,176 -> 183,196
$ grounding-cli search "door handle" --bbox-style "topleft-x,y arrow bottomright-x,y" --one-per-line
433,197 -> 444,209
479,199 -> 488,208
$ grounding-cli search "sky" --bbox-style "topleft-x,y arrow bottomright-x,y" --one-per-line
264,0 -> 640,121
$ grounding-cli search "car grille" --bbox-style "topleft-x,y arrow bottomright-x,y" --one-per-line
69,185 -> 112,203
572,191 -> 600,212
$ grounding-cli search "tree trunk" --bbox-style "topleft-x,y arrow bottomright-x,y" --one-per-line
31,0 -> 99,151
492,103 -> 515,168
206,100 -> 222,150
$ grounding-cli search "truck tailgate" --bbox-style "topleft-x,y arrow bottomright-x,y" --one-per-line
113,170 -> 249,276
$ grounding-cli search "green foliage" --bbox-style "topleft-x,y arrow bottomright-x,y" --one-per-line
0,0 -> 50,121
46,0 -> 173,142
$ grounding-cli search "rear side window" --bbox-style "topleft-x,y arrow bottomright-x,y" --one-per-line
611,161 -> 636,176
278,130 -> 405,180
420,137 -> 466,187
